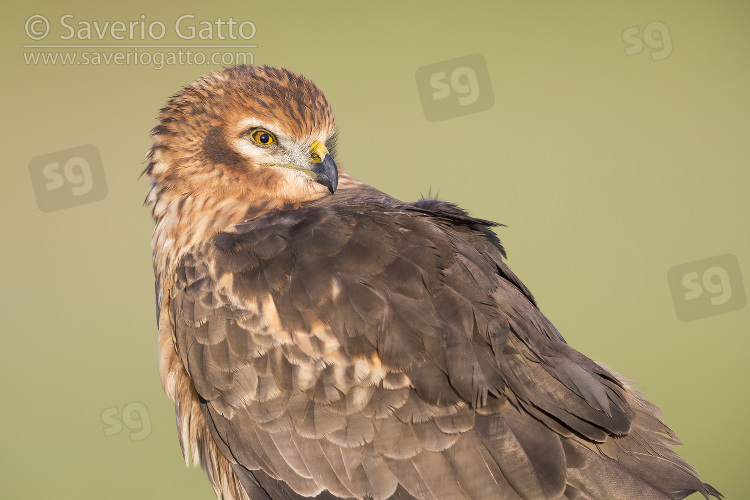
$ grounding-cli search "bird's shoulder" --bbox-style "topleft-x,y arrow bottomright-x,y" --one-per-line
167,179 -> 721,500
172,178 -> 633,434
197,179 -> 535,306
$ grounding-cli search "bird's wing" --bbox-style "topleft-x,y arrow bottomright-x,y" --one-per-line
169,194 -> 717,500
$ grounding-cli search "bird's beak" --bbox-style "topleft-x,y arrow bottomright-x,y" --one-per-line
309,140 -> 338,194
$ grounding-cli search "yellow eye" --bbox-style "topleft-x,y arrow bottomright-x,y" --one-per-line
249,128 -> 276,146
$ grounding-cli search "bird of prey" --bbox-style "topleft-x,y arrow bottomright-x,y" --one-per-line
144,65 -> 721,500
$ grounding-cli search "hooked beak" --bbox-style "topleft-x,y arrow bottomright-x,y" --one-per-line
309,140 -> 338,194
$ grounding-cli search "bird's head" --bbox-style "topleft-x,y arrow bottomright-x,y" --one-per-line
144,65 -> 339,206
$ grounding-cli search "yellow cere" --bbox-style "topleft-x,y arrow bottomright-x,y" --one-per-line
309,140 -> 328,163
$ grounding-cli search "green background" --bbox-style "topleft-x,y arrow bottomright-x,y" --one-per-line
1,1 -> 747,498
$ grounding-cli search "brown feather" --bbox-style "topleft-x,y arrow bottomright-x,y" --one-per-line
147,66 -> 722,500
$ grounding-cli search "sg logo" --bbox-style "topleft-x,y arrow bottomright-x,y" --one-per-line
101,401 -> 152,442
28,144 -> 107,212
415,54 -> 494,122
622,21 -> 673,61
430,67 -> 481,106
667,254 -> 746,322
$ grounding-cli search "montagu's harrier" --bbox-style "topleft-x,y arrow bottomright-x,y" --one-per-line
144,65 -> 721,500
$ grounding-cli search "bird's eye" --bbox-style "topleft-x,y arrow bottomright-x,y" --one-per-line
249,128 -> 276,146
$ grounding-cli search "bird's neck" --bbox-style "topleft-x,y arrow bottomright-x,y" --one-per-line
146,172 -> 364,306
147,183 -> 270,302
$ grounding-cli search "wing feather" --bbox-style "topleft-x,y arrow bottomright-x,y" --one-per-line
167,187 -> 719,499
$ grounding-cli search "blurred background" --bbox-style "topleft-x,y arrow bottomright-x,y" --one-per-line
1,1 -> 747,498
